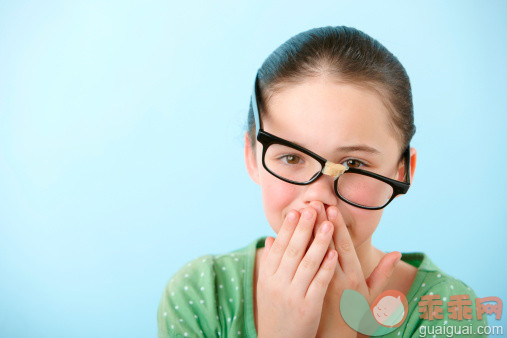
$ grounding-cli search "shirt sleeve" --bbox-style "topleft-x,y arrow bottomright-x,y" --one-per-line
157,255 -> 221,338
405,277 -> 489,337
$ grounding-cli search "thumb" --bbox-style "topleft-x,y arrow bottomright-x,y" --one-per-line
366,251 -> 402,298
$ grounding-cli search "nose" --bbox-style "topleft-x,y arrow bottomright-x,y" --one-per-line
301,172 -> 338,207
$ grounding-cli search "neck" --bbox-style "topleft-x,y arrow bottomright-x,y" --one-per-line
354,236 -> 384,279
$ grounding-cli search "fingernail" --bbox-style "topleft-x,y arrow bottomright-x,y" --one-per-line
320,222 -> 331,234
287,211 -> 297,221
303,210 -> 313,219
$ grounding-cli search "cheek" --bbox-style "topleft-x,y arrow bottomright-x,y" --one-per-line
342,205 -> 383,246
260,173 -> 299,233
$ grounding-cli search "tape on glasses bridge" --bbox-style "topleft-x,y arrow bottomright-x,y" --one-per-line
322,162 -> 348,178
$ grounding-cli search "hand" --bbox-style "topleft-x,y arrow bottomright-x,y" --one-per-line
309,202 -> 402,338
256,206 -> 338,338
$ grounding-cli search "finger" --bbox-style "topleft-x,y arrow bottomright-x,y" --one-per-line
292,220 -> 335,297
277,206 -> 316,282
262,210 -> 301,276
309,201 -> 328,236
305,248 -> 338,300
261,236 -> 274,264
366,251 -> 402,297
260,236 -> 276,276
327,206 -> 363,277
305,201 -> 331,253
322,205 -> 337,251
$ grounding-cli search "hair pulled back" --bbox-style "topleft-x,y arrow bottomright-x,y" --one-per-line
245,25 -> 416,158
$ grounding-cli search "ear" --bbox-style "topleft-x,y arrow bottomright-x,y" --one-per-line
395,147 -> 417,184
244,131 -> 260,185
408,147 -> 417,183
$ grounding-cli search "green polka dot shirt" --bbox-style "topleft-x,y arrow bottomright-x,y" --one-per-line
157,236 -> 489,337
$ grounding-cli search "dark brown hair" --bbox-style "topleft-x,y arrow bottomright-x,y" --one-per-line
245,25 -> 415,159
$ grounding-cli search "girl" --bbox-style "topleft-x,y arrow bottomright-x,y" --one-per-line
158,26 -> 488,337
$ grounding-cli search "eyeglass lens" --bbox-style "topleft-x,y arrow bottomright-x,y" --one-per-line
264,143 -> 394,208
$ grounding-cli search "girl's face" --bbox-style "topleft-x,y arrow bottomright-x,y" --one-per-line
245,76 -> 414,251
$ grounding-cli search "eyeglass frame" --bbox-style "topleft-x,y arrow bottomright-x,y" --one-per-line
250,70 -> 411,210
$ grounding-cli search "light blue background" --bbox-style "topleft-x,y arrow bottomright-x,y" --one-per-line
1,1 -> 506,337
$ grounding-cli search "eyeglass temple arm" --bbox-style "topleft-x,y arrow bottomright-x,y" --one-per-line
404,146 -> 411,185
406,144 -> 410,184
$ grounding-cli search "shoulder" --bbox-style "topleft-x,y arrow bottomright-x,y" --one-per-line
400,253 -> 489,337
165,244 -> 253,290
157,254 -> 220,337
407,252 -> 480,302
157,238 -> 263,338
166,254 -> 218,290
412,269 -> 481,308
159,251 -> 248,306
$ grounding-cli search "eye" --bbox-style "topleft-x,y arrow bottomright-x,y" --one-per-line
343,159 -> 365,168
280,154 -> 303,165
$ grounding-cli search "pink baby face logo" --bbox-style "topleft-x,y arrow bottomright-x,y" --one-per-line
371,290 -> 409,327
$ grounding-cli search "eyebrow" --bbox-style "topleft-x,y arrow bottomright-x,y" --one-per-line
334,145 -> 382,155
286,136 -> 382,156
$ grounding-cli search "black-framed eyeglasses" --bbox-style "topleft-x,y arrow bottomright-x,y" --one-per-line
250,70 -> 411,210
